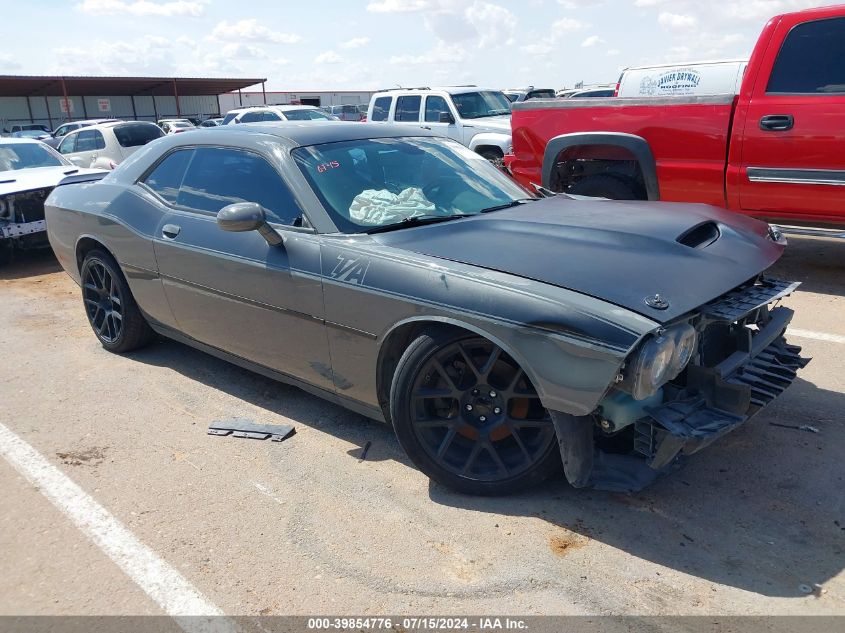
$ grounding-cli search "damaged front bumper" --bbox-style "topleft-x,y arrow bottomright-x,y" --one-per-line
553,277 -> 810,492
637,307 -> 808,470
1,219 -> 46,239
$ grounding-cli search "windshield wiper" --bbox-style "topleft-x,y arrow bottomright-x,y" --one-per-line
365,214 -> 468,234
479,199 -> 534,214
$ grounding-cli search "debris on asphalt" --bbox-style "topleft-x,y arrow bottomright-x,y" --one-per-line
208,419 -> 295,442
769,422 -> 820,433
357,440 -> 372,462
813,583 -> 827,597
798,583 -> 813,594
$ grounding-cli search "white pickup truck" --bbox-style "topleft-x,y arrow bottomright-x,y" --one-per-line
366,86 -> 512,164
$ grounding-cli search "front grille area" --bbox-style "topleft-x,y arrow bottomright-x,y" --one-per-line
631,277 -> 809,467
10,188 -> 51,223
702,277 -> 799,322
727,338 -> 807,409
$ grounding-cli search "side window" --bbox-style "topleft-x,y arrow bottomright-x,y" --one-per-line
263,111 -> 282,121
395,95 -> 421,122
92,130 -> 106,150
371,96 -> 392,122
767,17 -> 845,94
424,95 -> 450,122
176,147 -> 303,225
75,130 -> 98,152
239,111 -> 265,123
58,134 -> 77,154
142,149 -> 193,205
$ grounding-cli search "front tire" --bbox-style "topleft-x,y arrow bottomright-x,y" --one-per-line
390,329 -> 561,495
80,250 -> 155,353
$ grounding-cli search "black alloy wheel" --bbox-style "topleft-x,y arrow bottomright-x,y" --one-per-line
80,250 -> 155,353
83,259 -> 123,344
390,330 -> 561,495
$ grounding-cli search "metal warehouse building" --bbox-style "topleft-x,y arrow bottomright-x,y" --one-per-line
0,75 -> 265,132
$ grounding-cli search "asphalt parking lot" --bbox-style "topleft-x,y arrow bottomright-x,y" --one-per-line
0,236 -> 843,618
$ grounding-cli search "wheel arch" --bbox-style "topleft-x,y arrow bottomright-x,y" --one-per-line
541,132 -> 660,200
75,235 -> 115,273
375,316 -> 545,426
468,132 -> 511,155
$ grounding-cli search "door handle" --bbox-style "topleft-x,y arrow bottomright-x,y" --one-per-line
161,224 -> 181,239
759,114 -> 794,131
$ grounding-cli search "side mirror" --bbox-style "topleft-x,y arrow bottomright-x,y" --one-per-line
217,202 -> 283,246
439,111 -> 455,124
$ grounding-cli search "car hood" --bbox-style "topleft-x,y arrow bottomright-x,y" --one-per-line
465,115 -> 511,134
373,196 -> 784,323
0,166 -> 103,196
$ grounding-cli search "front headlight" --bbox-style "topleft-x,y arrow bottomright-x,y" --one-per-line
621,323 -> 698,401
622,334 -> 675,401
668,324 -> 697,379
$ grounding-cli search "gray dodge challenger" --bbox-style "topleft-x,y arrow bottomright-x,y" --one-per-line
45,122 -> 808,494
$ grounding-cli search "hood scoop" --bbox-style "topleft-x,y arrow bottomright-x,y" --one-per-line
677,221 -> 720,249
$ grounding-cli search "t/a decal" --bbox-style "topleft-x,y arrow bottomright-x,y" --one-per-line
330,255 -> 370,285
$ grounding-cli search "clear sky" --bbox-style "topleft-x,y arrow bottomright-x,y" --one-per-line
0,0 -> 824,91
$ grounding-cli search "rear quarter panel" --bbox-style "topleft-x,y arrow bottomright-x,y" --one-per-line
45,181 -> 174,328
510,97 -> 736,205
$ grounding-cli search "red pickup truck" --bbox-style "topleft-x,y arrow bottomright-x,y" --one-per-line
507,5 -> 845,233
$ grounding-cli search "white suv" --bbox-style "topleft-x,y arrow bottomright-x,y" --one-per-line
57,121 -> 164,169
366,87 -> 513,163
222,105 -> 337,125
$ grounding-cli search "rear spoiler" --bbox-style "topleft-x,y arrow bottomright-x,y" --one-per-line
55,170 -> 109,188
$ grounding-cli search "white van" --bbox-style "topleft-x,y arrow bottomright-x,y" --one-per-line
616,59 -> 748,98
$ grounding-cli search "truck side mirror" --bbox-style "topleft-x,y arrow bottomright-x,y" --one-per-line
439,112 -> 455,124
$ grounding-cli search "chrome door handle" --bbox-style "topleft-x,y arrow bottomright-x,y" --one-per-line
162,224 -> 181,239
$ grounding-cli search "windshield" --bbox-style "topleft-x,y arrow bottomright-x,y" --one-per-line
451,91 -> 512,119
284,109 -> 333,121
222,112 -> 238,125
0,143 -> 66,171
292,137 -> 533,233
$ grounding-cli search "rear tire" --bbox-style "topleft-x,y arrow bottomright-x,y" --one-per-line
390,328 -> 561,495
80,250 -> 155,353
568,174 -> 639,200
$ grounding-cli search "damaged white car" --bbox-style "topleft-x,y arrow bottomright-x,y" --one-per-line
0,138 -> 103,264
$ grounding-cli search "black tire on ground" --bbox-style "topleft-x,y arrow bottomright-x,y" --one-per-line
389,327 -> 561,495
568,174 -> 640,200
80,249 -> 155,353
0,240 -> 13,266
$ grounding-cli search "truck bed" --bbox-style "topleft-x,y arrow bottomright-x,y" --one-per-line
509,95 -> 737,206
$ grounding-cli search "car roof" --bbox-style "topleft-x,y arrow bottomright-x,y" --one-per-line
152,121 -> 440,149
229,105 -> 321,114
373,86 -> 495,97
0,137 -> 43,145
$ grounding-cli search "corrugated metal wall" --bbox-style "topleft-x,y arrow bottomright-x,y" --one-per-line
1,94 -> 221,130
218,91 -> 375,114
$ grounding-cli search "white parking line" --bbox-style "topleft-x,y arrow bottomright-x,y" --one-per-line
0,422 -> 235,633
788,328 -> 845,344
